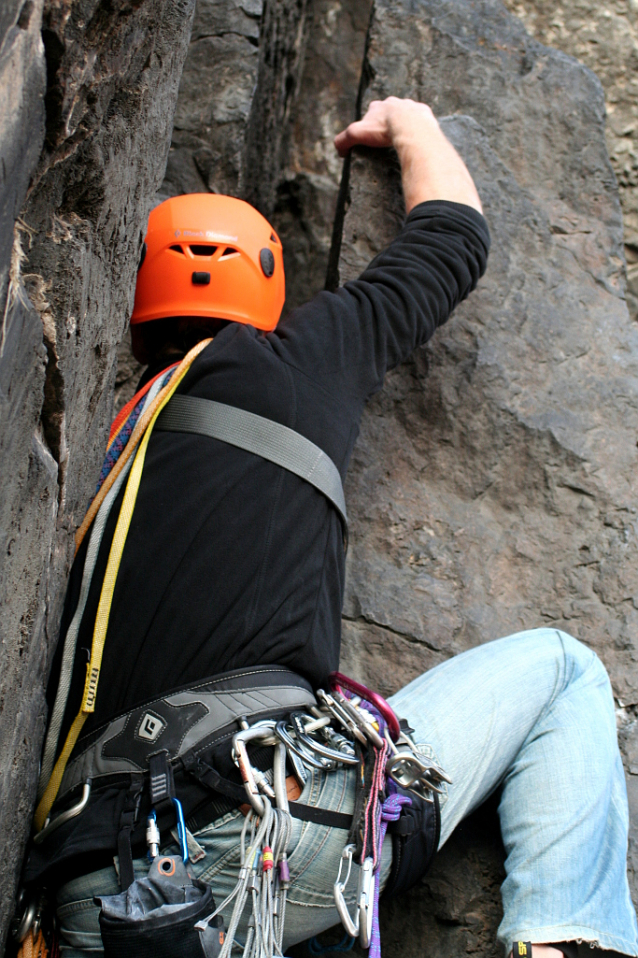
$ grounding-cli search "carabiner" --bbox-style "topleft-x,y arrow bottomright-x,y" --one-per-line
272,740 -> 289,813
329,672 -> 401,742
32,780 -> 92,845
316,689 -> 367,745
333,844 -> 359,938
357,857 -> 375,949
172,797 -> 189,863
275,720 -> 332,771
330,691 -> 385,750
289,712 -> 358,766
232,721 -> 278,816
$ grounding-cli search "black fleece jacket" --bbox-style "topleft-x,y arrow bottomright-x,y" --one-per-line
52,200 -> 490,745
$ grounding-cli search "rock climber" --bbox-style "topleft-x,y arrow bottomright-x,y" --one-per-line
20,97 -> 638,958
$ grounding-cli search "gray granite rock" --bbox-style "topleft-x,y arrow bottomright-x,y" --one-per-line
162,0 -> 263,201
501,0 -> 638,322
0,0 -> 50,944
335,0 -> 638,941
0,0 -> 195,943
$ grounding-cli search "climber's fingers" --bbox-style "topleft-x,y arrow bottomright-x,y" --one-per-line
334,97 -> 435,156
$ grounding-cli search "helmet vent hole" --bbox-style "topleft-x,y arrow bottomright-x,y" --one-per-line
270,233 -> 279,244
219,247 -> 239,259
260,248 -> 275,277
169,245 -> 184,254
189,244 -> 217,256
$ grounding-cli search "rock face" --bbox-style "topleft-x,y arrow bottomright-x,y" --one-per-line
271,0 -> 372,312
0,0 -> 49,945
0,0 -> 195,944
334,0 -> 638,948
501,0 -> 638,320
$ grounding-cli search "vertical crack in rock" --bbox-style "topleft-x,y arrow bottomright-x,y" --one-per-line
160,0 -> 265,201
242,0 -> 311,216
272,0 -> 373,311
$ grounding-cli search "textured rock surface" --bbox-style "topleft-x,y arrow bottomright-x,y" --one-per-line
164,0 -> 370,311
161,0 -> 263,201
0,0 -> 50,944
501,0 -> 638,320
271,0 -> 372,311
335,0 -> 638,946
0,0 -> 194,943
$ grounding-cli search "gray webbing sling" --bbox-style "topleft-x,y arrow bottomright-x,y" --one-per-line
155,394 -> 348,539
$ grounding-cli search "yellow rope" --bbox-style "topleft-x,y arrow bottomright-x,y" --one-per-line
34,340 -> 211,832
74,341 -> 210,554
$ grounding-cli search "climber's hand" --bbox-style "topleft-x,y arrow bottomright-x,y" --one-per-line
334,96 -> 482,215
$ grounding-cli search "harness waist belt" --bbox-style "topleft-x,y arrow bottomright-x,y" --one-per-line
55,666 -> 316,810
155,395 -> 348,535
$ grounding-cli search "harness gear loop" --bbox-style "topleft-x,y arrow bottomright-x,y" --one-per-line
34,339 -> 212,833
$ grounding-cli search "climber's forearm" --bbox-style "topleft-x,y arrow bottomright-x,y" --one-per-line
334,97 -> 482,215
391,105 -> 482,214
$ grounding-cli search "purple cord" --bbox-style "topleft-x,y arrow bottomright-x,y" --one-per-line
368,792 -> 412,958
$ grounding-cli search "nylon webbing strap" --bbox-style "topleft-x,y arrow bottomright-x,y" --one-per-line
155,395 -> 348,534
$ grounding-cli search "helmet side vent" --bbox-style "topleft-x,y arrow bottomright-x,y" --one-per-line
219,247 -> 240,259
169,245 -> 184,254
189,244 -> 217,256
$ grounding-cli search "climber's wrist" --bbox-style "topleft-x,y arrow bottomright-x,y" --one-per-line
392,110 -> 483,214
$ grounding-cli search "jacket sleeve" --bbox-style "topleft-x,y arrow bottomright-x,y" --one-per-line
269,200 -> 490,402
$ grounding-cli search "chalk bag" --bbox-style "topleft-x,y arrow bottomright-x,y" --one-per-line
96,855 -> 225,958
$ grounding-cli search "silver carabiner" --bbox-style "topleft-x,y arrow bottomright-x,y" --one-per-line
331,691 -> 385,749
357,856 -> 375,949
275,720 -> 332,771
289,712 -> 358,767
317,689 -> 367,745
333,844 -> 360,938
32,780 -> 92,844
232,721 -> 277,816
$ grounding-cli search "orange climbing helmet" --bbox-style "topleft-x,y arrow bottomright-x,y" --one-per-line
131,193 -> 285,331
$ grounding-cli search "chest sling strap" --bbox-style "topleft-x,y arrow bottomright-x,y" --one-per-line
155,394 -> 348,537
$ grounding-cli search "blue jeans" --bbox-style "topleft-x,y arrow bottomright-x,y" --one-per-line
55,629 -> 638,955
